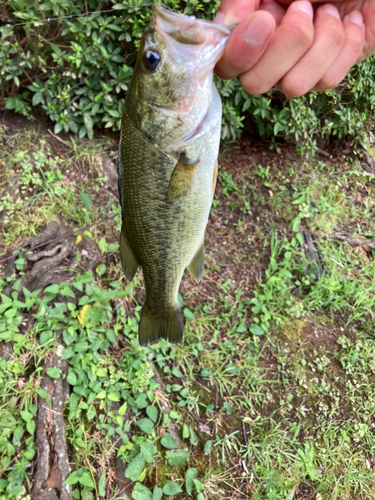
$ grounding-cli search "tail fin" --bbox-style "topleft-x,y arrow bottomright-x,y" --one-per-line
138,303 -> 184,346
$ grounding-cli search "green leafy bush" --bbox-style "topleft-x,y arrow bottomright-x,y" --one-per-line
1,0 -> 375,149
215,60 -> 375,149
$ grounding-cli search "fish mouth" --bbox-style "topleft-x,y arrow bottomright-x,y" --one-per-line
152,3 -> 234,46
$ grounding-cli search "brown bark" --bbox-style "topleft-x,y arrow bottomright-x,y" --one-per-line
32,348 -> 72,500
300,231 -> 325,280
109,402 -> 133,500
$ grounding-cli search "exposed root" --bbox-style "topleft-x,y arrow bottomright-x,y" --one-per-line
32,343 -> 72,500
1,220 -> 102,297
319,231 -> 375,249
356,147 -> 375,173
300,231 -> 325,280
152,365 -> 183,449
109,402 -> 133,500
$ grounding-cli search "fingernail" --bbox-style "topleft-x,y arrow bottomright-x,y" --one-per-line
346,10 -> 363,27
321,4 -> 341,20
214,11 -> 225,24
296,1 -> 313,19
244,16 -> 274,46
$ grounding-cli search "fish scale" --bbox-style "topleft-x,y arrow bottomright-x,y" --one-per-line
118,4 -> 232,345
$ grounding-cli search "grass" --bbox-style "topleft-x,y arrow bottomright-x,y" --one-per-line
1,121 -> 375,499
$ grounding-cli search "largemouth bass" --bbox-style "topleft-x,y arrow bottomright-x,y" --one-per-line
118,3 -> 232,345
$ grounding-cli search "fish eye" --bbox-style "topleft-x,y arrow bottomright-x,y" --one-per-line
143,49 -> 161,71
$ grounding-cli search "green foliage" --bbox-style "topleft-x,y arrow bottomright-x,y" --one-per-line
0,0 -> 222,140
2,0 -> 375,148
250,234 -> 306,332
296,443 -> 321,481
0,272 -> 211,499
216,62 -> 375,151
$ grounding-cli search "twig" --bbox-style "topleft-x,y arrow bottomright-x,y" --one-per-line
318,231 -> 375,248
316,147 -> 330,158
32,342 -> 72,500
329,257 -> 345,268
242,421 -> 264,486
350,170 -> 375,177
47,129 -> 70,147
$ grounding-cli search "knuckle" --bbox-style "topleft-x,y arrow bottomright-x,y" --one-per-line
240,70 -> 272,95
326,24 -> 345,49
286,23 -> 314,51
345,34 -> 363,56
316,72 -> 343,91
279,76 -> 310,98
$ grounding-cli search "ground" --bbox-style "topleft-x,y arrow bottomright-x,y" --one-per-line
1,111 -> 375,500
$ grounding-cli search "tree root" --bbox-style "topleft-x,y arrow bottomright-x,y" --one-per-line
318,231 -> 375,249
1,220 -> 102,297
32,344 -> 72,500
356,147 -> 375,174
109,402 -> 133,500
300,231 -> 325,280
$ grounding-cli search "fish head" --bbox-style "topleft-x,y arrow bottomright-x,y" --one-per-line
127,3 -> 233,148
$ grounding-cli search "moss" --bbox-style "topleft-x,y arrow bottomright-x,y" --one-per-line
278,319 -> 309,351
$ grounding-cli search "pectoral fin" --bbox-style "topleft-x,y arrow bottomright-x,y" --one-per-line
120,225 -> 139,281
167,152 -> 199,202
188,240 -> 204,283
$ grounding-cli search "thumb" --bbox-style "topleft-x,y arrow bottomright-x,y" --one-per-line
215,10 -> 275,79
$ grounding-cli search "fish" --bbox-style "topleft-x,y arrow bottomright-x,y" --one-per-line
118,3 -> 232,345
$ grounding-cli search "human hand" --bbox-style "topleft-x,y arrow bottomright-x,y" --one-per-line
214,0 -> 372,97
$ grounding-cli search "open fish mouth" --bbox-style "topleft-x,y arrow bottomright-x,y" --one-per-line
152,3 -> 234,49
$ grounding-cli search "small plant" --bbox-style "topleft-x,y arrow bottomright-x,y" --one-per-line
296,443 -> 321,481
218,169 -> 237,198
255,164 -> 270,180
251,234 -> 305,331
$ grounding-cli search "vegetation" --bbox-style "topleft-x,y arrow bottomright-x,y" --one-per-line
1,0 -> 375,150
1,123 -> 375,499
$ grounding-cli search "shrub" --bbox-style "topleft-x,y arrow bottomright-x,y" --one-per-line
1,0 -> 375,151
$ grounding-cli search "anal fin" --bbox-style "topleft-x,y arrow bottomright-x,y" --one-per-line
120,225 -> 139,281
188,240 -> 204,283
